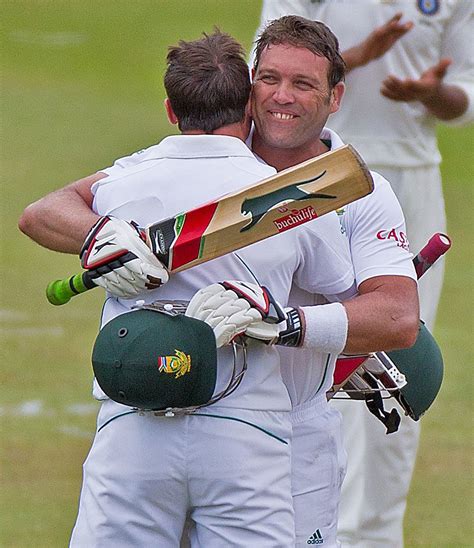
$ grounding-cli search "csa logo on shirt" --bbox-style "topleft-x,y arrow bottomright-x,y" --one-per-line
417,0 -> 440,16
158,350 -> 191,379
376,228 -> 410,250
335,208 -> 347,235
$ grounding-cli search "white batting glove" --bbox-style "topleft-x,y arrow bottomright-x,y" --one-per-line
185,281 -> 276,348
80,216 -> 169,299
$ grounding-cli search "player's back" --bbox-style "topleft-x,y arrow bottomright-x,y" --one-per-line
93,135 -> 274,226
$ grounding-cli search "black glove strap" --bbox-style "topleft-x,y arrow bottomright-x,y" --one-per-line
277,308 -> 304,347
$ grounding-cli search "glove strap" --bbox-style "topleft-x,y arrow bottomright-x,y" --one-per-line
277,307 -> 304,347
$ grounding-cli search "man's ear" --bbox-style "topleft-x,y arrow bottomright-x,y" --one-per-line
164,98 -> 178,125
251,66 -> 256,81
245,97 -> 252,119
329,82 -> 345,114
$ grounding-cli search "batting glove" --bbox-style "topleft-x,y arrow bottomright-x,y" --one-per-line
185,281 -> 304,348
80,216 -> 169,298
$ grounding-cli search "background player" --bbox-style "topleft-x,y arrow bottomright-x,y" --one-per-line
253,3 -> 474,547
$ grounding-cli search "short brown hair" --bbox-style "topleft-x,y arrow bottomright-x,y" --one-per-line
253,16 -> 346,88
164,30 -> 251,133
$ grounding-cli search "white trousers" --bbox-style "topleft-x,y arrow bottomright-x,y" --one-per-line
335,165 -> 446,548
291,397 -> 347,548
182,396 -> 346,548
70,400 -> 295,548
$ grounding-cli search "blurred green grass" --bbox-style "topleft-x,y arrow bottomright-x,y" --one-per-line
1,1 -> 473,546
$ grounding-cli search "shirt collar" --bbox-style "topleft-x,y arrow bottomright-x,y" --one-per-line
320,127 -> 345,150
156,134 -> 258,159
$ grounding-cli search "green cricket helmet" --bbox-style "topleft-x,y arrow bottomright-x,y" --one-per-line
387,321 -> 444,421
92,302 -> 219,412
332,321 -> 444,433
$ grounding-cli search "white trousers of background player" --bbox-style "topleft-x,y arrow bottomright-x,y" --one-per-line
334,165 -> 446,547
70,399 -> 295,548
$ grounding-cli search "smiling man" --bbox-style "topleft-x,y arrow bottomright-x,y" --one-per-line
248,16 -> 419,547
252,32 -> 344,170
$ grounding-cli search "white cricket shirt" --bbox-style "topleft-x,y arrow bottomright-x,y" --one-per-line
277,128 -> 417,406
91,134 -> 355,412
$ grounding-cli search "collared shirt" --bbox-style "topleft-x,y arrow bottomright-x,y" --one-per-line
92,134 -> 354,411
272,128 -> 417,406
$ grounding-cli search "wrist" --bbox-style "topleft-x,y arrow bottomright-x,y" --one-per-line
419,83 -> 468,120
276,307 -> 305,347
300,302 -> 348,354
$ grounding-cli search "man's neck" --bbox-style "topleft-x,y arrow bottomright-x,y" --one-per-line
182,120 -> 250,142
252,132 -> 330,172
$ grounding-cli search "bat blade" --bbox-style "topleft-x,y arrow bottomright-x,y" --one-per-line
146,145 -> 373,272
46,145 -> 373,305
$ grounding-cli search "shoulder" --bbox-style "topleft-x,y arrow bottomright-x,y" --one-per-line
299,210 -> 344,239
93,142 -> 166,192
102,142 -> 163,173
228,155 -> 276,180
348,171 -> 402,216
339,171 -> 407,242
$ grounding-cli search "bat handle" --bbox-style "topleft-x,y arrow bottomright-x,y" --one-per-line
413,233 -> 452,279
46,271 -> 97,306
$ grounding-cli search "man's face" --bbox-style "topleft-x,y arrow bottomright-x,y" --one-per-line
252,43 -> 343,151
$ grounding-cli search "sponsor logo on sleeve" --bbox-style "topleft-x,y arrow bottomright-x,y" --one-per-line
376,228 -> 409,250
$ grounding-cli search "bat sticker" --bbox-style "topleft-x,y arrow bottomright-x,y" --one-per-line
240,171 -> 335,232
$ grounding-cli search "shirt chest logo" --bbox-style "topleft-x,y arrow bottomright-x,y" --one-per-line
417,0 -> 440,15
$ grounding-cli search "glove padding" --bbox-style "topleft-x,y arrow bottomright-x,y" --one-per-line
185,281 -> 279,348
80,216 -> 169,298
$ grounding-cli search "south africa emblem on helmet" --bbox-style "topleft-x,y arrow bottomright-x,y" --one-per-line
158,349 -> 191,379
417,0 -> 439,15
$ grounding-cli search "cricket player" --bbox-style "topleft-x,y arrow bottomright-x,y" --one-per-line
184,16 -> 420,548
245,16 -> 419,547
20,30 -> 356,547
253,4 -> 474,546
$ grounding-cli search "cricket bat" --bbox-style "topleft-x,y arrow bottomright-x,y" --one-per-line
46,144 -> 373,305
328,232 -> 452,397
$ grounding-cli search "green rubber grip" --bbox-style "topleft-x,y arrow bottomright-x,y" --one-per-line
46,272 -> 95,305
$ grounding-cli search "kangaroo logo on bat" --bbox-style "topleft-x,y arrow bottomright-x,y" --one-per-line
240,171 -> 335,232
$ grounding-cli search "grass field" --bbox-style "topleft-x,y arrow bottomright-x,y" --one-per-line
1,1 -> 473,546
